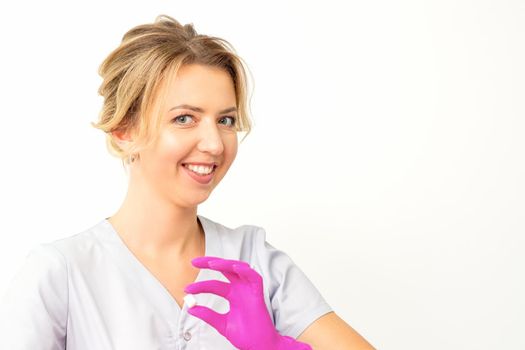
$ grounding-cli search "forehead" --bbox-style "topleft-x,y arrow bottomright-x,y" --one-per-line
161,64 -> 236,110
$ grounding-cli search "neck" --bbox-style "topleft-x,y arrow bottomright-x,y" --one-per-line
107,178 -> 204,260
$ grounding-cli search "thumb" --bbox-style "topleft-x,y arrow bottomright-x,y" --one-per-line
187,305 -> 228,335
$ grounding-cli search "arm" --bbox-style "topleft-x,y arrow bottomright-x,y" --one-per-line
0,245 -> 68,350
252,228 -> 373,349
297,312 -> 376,350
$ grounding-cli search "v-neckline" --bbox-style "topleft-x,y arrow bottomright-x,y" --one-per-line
101,214 -> 215,313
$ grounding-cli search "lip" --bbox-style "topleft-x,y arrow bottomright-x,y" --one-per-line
182,162 -> 218,167
181,164 -> 216,185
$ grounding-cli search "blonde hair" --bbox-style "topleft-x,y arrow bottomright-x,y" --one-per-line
91,15 -> 254,169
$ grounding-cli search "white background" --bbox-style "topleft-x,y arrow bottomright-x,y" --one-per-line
0,1 -> 524,349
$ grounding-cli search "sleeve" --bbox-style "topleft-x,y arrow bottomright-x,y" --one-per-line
0,244 -> 68,350
253,227 -> 333,339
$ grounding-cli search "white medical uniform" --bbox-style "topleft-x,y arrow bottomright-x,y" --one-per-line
0,215 -> 332,349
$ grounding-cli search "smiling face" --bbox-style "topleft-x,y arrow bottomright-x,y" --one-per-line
130,63 -> 239,208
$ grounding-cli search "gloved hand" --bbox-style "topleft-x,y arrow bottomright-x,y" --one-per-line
184,256 -> 312,350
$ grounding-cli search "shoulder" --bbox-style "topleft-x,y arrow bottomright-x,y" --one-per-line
198,215 -> 291,272
197,215 -> 333,339
198,215 -> 280,278
1,242 -> 69,324
199,214 -> 264,239
13,243 -> 68,283
39,219 -> 112,263
0,241 -> 72,348
7,219 -> 106,288
198,214 -> 267,254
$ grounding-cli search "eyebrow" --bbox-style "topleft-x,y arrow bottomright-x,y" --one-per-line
169,104 -> 237,114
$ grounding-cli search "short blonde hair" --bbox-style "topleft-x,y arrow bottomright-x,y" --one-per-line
91,15 -> 253,169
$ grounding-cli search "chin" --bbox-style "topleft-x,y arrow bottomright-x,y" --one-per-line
189,191 -> 212,206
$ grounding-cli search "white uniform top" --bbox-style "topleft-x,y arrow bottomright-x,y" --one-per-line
0,215 -> 332,350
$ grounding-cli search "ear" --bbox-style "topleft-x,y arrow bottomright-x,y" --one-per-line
111,129 -> 135,151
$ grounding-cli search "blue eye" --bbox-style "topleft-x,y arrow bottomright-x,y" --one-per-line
219,116 -> 237,128
173,114 -> 194,125
172,114 -> 237,128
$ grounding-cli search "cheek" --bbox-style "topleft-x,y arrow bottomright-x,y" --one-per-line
158,133 -> 187,162
225,138 -> 238,163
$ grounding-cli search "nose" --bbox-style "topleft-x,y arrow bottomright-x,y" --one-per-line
196,118 -> 224,155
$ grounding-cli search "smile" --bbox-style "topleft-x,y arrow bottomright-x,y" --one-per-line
183,163 -> 216,175
182,163 -> 217,185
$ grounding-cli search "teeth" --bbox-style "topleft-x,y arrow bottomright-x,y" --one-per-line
184,164 -> 214,175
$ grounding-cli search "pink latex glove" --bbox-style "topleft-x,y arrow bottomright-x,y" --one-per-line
184,256 -> 312,350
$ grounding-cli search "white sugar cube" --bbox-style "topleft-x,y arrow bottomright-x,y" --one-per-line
183,294 -> 197,308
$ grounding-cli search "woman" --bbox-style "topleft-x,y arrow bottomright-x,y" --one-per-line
0,15 -> 375,350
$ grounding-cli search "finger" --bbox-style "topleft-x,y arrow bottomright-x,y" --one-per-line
208,259 -> 251,274
191,257 -> 251,283
184,280 -> 231,298
191,256 -> 250,270
187,305 -> 227,335
189,257 -> 238,283
191,256 -> 222,268
233,264 -> 263,286
208,259 -> 247,283
232,265 -> 264,295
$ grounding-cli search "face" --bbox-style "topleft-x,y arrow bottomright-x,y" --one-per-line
130,63 -> 239,208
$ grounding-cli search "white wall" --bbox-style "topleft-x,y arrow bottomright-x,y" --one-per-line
0,1 -> 523,349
